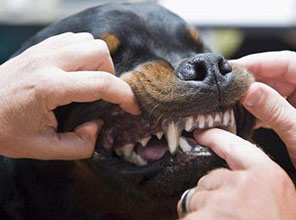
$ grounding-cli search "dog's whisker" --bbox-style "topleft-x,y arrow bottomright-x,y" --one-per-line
155,113 -> 165,126
148,104 -> 160,119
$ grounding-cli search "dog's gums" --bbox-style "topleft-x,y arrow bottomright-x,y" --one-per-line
98,107 -> 236,166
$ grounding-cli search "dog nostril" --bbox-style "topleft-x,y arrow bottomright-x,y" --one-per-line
194,62 -> 207,81
219,60 -> 232,76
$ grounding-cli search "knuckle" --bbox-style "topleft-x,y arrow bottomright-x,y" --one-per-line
207,168 -> 229,177
64,32 -> 74,35
235,171 -> 256,187
219,141 -> 233,159
197,175 -> 207,186
79,32 -> 94,40
57,32 -> 75,38
96,39 -> 111,55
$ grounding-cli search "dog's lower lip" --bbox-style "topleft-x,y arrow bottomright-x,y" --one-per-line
97,107 -> 236,166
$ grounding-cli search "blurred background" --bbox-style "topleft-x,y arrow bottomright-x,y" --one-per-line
0,0 -> 296,173
1,0 -> 296,63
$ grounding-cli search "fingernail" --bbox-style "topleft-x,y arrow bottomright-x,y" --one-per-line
75,119 -> 104,138
243,88 -> 264,108
193,128 -> 210,137
93,119 -> 104,128
193,129 -> 202,137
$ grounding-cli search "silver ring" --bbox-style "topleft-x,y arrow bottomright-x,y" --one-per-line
180,189 -> 191,214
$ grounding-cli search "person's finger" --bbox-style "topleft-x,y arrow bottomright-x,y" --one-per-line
241,82 -> 296,166
193,128 -> 271,170
49,71 -> 140,115
197,168 -> 231,190
39,32 -> 94,49
24,32 -> 94,54
185,191 -> 210,215
33,120 -> 104,160
255,78 -> 295,97
177,189 -> 208,218
50,39 -> 114,73
181,211 -> 213,220
232,51 -> 296,84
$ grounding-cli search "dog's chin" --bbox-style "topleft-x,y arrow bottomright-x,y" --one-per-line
88,102 -> 254,196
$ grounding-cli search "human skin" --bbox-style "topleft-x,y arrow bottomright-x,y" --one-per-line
0,32 -> 140,160
177,128 -> 296,220
177,51 -> 296,220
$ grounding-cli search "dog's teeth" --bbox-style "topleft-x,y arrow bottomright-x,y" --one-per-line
214,113 -> 221,123
229,109 -> 237,134
223,110 -> 230,126
197,115 -> 205,129
184,117 -> 194,132
179,137 -> 192,152
156,131 -> 164,140
206,114 -> 214,127
127,152 -> 147,166
230,109 -> 235,126
139,136 -> 151,147
115,144 -> 134,158
166,121 -> 181,155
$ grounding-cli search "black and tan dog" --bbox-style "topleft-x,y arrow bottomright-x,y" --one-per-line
0,3 -> 255,220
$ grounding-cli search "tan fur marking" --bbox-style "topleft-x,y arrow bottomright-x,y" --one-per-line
100,33 -> 120,54
188,27 -> 200,43
121,61 -> 182,117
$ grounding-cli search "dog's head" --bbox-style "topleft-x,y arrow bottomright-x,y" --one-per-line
17,2 -> 254,219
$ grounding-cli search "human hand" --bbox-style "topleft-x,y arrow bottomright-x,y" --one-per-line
231,51 -> 296,167
177,128 -> 296,220
0,32 -> 140,160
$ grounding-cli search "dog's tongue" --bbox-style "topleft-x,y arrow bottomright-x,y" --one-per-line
135,141 -> 168,161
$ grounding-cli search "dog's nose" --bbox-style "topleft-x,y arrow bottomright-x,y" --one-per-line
176,53 -> 232,82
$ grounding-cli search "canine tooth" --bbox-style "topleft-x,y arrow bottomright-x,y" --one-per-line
179,137 -> 192,152
197,115 -> 205,128
207,115 -> 214,127
223,110 -> 230,126
166,121 -> 181,154
184,117 -> 194,132
127,152 -> 147,166
139,136 -> 151,147
115,144 -> 134,158
156,131 -> 164,140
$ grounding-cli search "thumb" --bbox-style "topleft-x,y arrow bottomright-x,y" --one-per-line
38,119 -> 104,160
241,82 -> 296,165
